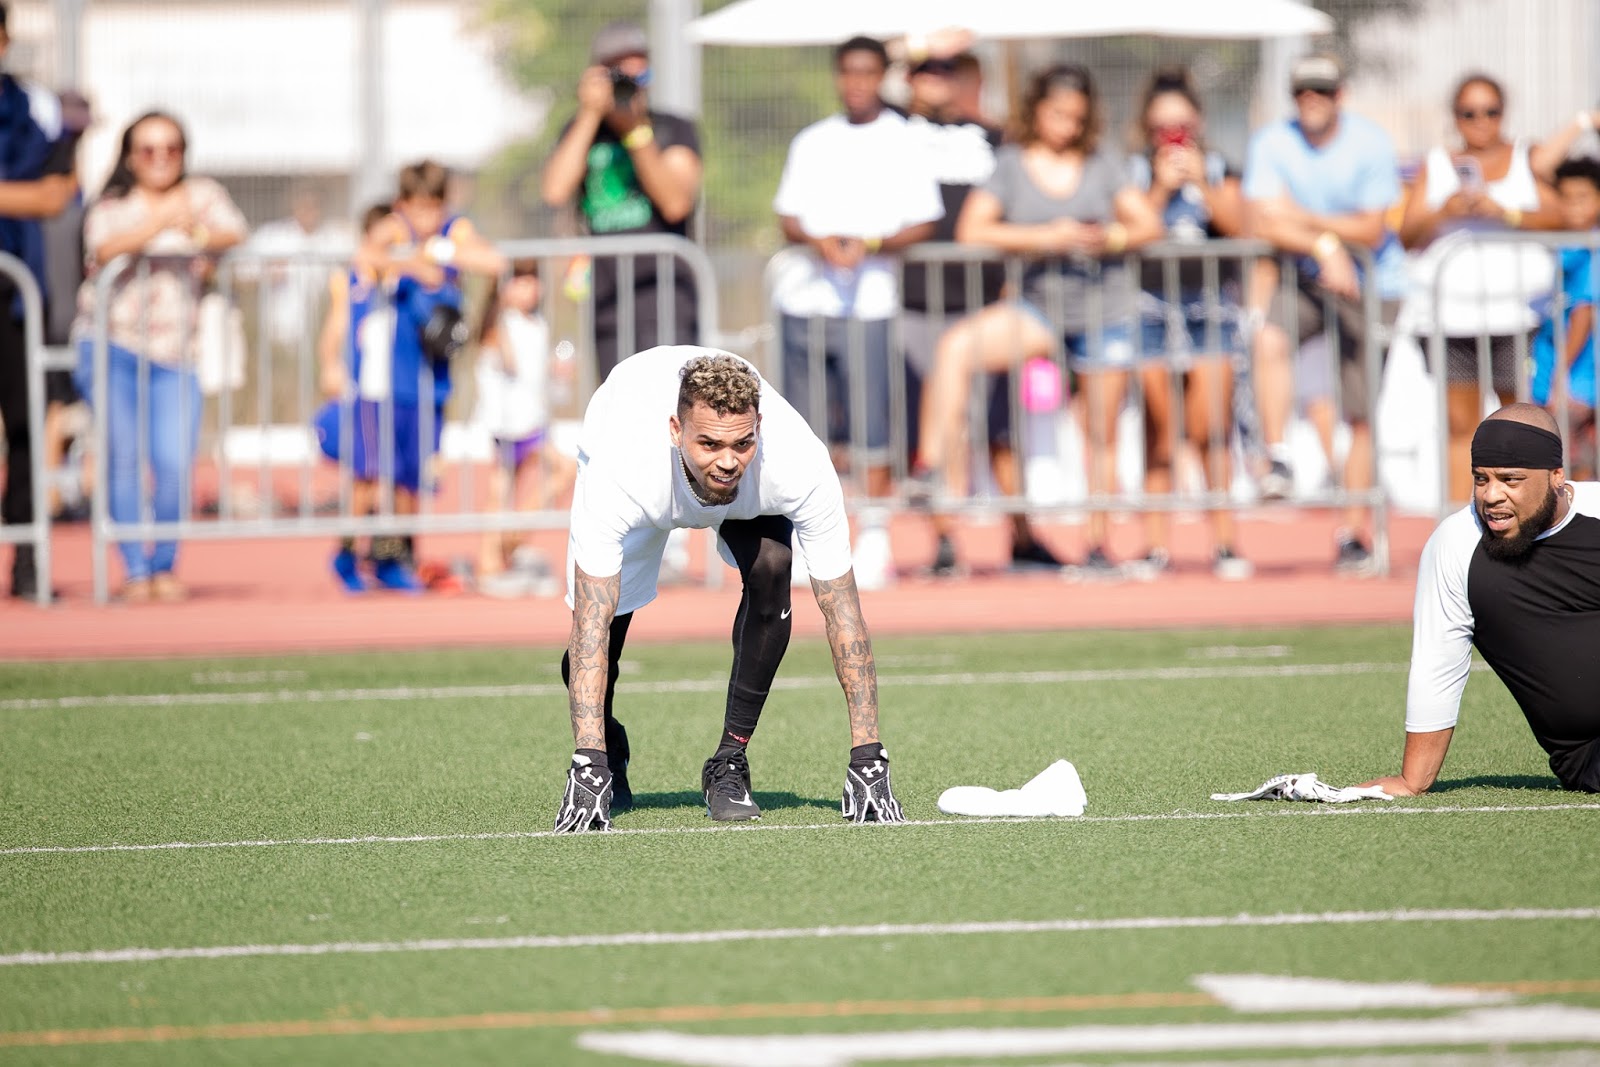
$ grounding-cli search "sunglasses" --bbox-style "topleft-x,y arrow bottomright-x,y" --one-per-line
1292,86 -> 1337,100
1456,108 -> 1503,121
133,143 -> 183,161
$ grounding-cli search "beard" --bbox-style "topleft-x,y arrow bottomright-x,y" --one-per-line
1479,483 -> 1559,561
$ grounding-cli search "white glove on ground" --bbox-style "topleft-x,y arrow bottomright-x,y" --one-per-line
1211,772 -> 1392,804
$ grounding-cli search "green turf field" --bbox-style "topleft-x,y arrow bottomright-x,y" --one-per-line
2,625 -> 1597,1065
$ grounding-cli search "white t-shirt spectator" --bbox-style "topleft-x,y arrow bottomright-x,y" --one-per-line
566,345 -> 854,614
771,110 -> 943,320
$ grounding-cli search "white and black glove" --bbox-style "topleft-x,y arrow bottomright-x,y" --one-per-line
842,743 -> 906,824
554,750 -> 614,832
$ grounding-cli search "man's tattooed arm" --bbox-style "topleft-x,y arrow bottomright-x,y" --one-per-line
810,568 -> 879,747
568,565 -> 621,750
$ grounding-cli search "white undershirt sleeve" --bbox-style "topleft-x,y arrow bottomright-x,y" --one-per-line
788,471 -> 853,583
1405,513 -> 1478,732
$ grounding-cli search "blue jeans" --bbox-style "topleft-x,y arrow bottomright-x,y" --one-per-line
76,341 -> 202,579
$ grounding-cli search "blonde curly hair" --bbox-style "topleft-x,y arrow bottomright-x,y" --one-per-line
677,354 -> 761,420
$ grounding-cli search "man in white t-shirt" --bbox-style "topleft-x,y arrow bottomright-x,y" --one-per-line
1361,405 -> 1600,796
772,35 -> 943,583
552,347 -> 906,831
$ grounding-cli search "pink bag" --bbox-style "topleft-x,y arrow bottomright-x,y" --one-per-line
1020,357 -> 1063,413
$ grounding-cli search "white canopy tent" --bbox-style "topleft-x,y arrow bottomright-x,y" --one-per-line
687,0 -> 1334,46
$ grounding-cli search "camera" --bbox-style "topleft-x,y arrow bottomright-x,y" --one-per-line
609,68 -> 639,109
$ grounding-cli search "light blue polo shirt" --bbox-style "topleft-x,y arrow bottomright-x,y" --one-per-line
1243,112 -> 1406,300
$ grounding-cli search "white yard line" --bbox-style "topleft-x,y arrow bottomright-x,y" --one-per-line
4,802 -> 1595,857
0,660 -> 1437,712
4,907 -> 1596,968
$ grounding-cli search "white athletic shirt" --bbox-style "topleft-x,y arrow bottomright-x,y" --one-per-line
771,111 -> 944,320
565,346 -> 853,614
1406,480 -> 1600,733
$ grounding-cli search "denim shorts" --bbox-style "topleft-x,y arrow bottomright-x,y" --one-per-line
1139,302 -> 1243,361
1014,301 -> 1135,369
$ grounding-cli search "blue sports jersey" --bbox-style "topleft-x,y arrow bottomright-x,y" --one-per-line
1532,245 -> 1600,408
389,216 -> 465,407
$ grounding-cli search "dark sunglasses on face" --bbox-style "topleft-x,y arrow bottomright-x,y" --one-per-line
1456,108 -> 1503,121
1292,86 -> 1336,100
134,143 -> 183,161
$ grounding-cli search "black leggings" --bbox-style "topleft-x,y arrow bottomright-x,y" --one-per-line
559,514 -> 795,748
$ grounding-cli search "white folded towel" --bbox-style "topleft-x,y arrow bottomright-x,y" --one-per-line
1211,772 -> 1392,804
937,760 -> 1087,817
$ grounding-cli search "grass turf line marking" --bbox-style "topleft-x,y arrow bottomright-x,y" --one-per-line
0,660 -> 1443,712
4,909 -> 1598,968
5,982 -> 1600,1050
5,803 -> 1597,857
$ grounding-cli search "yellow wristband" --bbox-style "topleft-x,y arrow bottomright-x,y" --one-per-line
622,125 -> 655,151
864,236 -> 883,254
1104,222 -> 1128,255
190,224 -> 210,250
1312,230 -> 1341,262
1504,207 -> 1525,228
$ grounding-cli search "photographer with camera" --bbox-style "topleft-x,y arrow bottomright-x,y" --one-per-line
540,20 -> 702,379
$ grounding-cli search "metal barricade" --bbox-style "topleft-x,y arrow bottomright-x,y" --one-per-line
766,239 -> 1390,575
84,234 -> 718,604
0,251 -> 50,605
1424,231 -> 1595,511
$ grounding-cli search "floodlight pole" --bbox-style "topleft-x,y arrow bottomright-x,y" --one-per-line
53,0 -> 84,87
650,0 -> 702,118
355,0 -> 387,210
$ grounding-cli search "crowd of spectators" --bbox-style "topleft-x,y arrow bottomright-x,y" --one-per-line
7,14 -> 1600,601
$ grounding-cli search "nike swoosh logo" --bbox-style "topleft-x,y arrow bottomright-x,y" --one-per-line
730,794 -> 756,807
780,608 -> 791,619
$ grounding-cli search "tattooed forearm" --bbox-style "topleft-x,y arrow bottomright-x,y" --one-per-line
568,566 -> 621,750
811,569 -> 879,747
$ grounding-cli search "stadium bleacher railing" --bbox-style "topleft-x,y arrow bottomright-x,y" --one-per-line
767,239 -> 1391,574
0,252 -> 53,606
80,234 -> 719,604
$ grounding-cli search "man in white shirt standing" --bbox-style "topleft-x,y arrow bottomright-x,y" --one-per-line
553,347 -> 906,831
772,36 -> 943,586
1362,404 -> 1600,795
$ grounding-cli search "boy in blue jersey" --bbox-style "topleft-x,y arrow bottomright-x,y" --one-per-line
316,162 -> 505,590
1533,158 -> 1600,478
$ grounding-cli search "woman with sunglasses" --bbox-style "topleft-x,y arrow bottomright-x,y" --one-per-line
70,111 -> 246,602
1396,74 -> 1559,505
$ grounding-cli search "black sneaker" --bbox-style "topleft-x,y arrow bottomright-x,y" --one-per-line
929,534 -> 959,577
606,719 -> 633,812
1009,539 -> 1065,572
1260,459 -> 1294,501
1335,537 -> 1375,575
9,546 -> 37,599
701,751 -> 760,821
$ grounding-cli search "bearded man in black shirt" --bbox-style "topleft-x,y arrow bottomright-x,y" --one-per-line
1363,403 -> 1600,795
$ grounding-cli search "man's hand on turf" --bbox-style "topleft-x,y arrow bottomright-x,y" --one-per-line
1357,774 -> 1419,797
841,743 -> 905,824
554,750 -> 613,832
